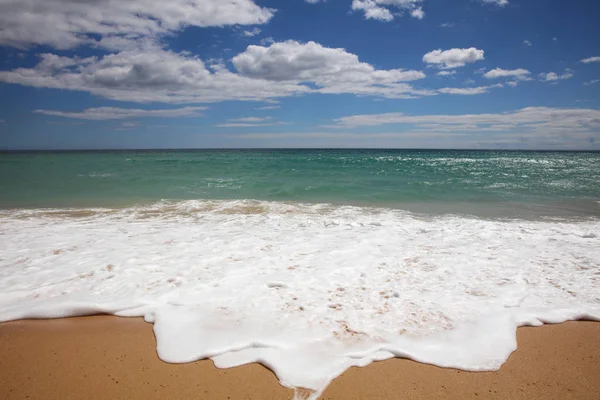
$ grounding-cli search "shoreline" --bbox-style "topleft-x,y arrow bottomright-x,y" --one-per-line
1,317 -> 599,399
1,198 -> 599,221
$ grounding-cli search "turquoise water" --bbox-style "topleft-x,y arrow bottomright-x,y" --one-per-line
1,150 -> 599,217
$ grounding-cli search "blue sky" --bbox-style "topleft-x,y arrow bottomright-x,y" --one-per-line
0,0 -> 599,150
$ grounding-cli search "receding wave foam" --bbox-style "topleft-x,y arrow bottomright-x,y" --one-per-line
1,199 -> 599,398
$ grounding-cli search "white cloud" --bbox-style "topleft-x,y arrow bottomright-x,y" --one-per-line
422,48 -> 485,69
351,1 -> 393,21
438,84 -> 501,95
581,56 -> 600,64
437,70 -> 456,76
234,41 -> 424,82
483,68 -> 531,80
480,0 -> 509,6
242,28 -> 262,37
351,0 -> 424,22
0,42 -> 431,103
305,0 -> 324,3
539,70 -> 574,82
0,48 -> 310,103
256,105 -> 281,110
218,126 -> 598,149
411,7 -> 425,19
232,40 -> 429,98
34,106 -> 207,120
0,0 -> 275,50
524,40 -> 532,46
329,108 -> 600,141
440,22 -> 455,28
584,79 -> 600,86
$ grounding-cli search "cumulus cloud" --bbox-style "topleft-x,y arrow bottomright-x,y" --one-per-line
584,79 -> 600,86
411,7 -> 425,19
0,40 -> 433,103
256,105 -> 281,110
580,56 -> 600,64
0,0 -> 275,50
34,106 -> 207,120
232,40 -> 429,98
539,70 -> 574,82
0,48 -> 309,103
422,48 -> 485,69
0,40 -> 437,103
351,0 -> 424,22
351,1 -> 392,22
483,68 -> 531,80
234,41 -> 425,82
524,40 -> 532,46
437,70 -> 456,76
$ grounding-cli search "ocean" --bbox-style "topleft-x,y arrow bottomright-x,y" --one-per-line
1,149 -> 599,217
1,149 -> 599,397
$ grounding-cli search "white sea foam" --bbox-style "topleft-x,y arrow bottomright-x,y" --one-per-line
1,200 -> 599,398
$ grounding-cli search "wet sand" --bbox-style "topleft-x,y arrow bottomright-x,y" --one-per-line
1,316 -> 599,399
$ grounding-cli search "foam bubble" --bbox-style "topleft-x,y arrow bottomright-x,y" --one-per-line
1,200 -> 599,398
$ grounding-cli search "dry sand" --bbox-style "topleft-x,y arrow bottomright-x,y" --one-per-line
1,316 -> 599,400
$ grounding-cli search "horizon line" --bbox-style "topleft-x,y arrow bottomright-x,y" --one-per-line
1,148 -> 599,153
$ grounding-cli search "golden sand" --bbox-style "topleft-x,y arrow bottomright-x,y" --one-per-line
1,316 -> 599,399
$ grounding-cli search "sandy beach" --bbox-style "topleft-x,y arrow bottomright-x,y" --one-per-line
0,317 -> 599,400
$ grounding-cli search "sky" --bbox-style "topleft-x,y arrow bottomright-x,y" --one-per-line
0,0 -> 599,150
